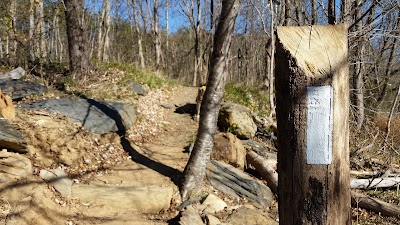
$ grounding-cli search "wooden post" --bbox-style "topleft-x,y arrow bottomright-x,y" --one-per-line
275,24 -> 350,224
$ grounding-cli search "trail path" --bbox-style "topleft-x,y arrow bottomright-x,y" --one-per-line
1,86 -> 201,225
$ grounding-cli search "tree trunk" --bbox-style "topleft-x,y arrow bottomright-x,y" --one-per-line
153,0 -> 162,69
29,0 -> 35,62
165,0 -> 169,51
132,0 -> 145,68
192,0 -> 202,86
179,0 -> 241,201
311,0 -> 317,25
353,4 -> 365,128
328,0 -> 335,24
36,0 -> 47,61
64,0 -> 90,74
8,0 -> 17,66
97,0 -> 111,62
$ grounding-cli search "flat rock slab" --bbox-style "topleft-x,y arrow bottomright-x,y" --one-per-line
0,119 -> 27,153
0,80 -> 48,100
0,150 -> 32,177
73,184 -> 173,213
21,98 -> 137,134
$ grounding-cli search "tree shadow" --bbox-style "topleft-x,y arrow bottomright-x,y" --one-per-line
119,136 -> 182,186
175,103 -> 196,116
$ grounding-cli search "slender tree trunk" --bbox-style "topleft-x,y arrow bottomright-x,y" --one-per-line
283,0 -> 291,26
153,0 -> 162,69
328,0 -> 335,24
179,0 -> 241,201
165,0 -> 169,51
269,3 -> 276,117
29,0 -> 35,62
311,0 -> 317,25
37,0 -> 47,61
64,0 -> 90,74
97,0 -> 111,62
132,0 -> 145,68
340,0 -> 352,24
353,5 -> 365,128
8,0 -> 17,66
193,0 -> 202,86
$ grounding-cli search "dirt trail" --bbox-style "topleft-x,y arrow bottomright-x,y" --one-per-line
1,86 -> 200,225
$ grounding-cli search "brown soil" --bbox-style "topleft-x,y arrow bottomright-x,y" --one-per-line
1,86 -> 199,225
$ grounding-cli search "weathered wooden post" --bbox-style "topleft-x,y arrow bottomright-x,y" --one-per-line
275,24 -> 350,224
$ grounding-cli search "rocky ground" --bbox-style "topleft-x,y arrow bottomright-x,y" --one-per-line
1,78 -> 280,225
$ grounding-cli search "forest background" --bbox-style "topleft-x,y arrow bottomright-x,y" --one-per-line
0,0 -> 399,149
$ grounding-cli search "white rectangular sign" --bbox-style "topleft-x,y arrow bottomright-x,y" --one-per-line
306,86 -> 333,165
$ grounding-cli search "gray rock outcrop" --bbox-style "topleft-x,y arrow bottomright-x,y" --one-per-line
21,98 -> 137,134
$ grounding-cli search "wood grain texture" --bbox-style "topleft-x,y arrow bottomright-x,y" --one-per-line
275,24 -> 350,225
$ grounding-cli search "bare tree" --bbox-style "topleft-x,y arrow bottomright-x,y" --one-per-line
97,0 -> 111,62
153,0 -> 162,69
131,0 -> 145,68
7,0 -> 17,65
180,0 -> 241,201
64,0 -> 90,74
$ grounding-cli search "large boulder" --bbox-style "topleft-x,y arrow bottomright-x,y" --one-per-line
21,98 -> 137,134
218,102 -> 257,139
212,132 -> 246,170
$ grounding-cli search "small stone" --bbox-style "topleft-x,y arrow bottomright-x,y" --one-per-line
161,103 -> 174,109
206,214 -> 221,225
179,205 -> 203,225
199,194 -> 227,214
132,83 -> 148,96
39,168 -> 72,197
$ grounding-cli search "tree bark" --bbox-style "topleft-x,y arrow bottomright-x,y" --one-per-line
353,4 -> 365,128
64,0 -> 90,74
36,0 -> 47,61
153,0 -> 162,70
193,0 -> 202,86
29,0 -> 35,62
131,0 -> 145,68
7,0 -> 17,66
97,0 -> 111,62
328,0 -> 335,24
179,0 -> 240,201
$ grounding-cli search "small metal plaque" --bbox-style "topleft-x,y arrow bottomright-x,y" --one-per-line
306,86 -> 333,165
